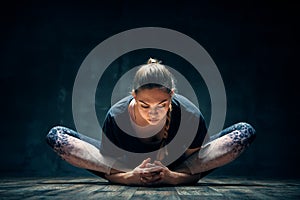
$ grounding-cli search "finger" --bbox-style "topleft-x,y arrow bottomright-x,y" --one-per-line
148,172 -> 165,186
140,175 -> 162,185
141,178 -> 154,186
139,158 -> 151,168
154,160 -> 164,167
140,172 -> 159,179
140,176 -> 153,184
150,174 -> 162,182
139,172 -> 152,178
141,172 -> 160,180
144,166 -> 164,173
139,168 -> 161,176
145,163 -> 156,168
154,161 -> 168,172
160,171 -> 165,178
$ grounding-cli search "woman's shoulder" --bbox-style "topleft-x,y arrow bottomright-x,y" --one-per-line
107,95 -> 133,117
172,94 -> 201,115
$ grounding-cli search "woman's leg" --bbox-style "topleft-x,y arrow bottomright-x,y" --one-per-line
46,126 -> 115,175
178,122 -> 256,176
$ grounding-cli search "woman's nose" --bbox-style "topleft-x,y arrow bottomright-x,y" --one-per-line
148,108 -> 159,115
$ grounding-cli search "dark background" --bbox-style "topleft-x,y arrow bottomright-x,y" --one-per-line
1,0 -> 298,178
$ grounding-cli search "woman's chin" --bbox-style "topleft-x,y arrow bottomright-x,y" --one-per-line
147,119 -> 160,125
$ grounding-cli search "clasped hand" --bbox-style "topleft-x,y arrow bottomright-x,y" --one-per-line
131,158 -> 180,186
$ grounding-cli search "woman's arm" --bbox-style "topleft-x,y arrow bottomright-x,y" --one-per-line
105,161 -> 202,186
104,171 -> 140,185
104,158 -> 163,186
105,147 -> 204,186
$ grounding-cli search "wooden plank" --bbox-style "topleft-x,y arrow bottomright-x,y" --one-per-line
0,177 -> 300,200
131,187 -> 180,200
176,185 -> 225,200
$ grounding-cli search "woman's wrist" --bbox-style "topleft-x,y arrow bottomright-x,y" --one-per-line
105,171 -> 130,185
170,171 -> 186,185
110,171 -> 140,186
122,171 -> 135,185
169,171 -> 200,185
173,162 -> 193,174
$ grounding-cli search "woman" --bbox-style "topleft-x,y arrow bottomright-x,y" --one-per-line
46,58 -> 256,186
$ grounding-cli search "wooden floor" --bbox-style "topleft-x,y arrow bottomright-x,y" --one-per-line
1,176 -> 299,199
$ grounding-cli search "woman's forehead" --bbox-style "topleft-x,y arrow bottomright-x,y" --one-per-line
135,88 -> 171,103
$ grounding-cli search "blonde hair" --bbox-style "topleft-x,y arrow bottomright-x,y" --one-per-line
133,58 -> 175,94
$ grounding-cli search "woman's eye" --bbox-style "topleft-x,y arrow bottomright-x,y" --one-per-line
158,104 -> 166,108
141,105 -> 149,109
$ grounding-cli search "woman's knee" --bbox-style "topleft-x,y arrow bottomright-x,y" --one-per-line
46,126 -> 71,148
230,122 -> 256,147
236,122 -> 256,140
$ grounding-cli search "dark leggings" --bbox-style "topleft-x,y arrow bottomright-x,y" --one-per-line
199,122 -> 256,178
46,126 -> 106,178
46,122 -> 256,178
46,126 -> 101,149
209,122 -> 256,147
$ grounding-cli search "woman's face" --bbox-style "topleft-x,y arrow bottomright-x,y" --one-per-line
133,88 -> 173,126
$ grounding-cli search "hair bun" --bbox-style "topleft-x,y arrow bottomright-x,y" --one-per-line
147,58 -> 161,64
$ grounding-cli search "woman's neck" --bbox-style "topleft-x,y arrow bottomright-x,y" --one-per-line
128,99 -> 166,142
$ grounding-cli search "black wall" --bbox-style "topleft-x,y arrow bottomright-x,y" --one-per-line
1,0 -> 298,178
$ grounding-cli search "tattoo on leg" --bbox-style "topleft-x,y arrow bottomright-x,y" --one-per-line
46,126 -> 75,156
227,122 -> 256,155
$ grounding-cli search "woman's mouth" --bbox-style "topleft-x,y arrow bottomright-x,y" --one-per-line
149,118 -> 159,123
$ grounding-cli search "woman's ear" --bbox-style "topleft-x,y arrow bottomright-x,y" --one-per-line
170,89 -> 175,97
131,90 -> 136,99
